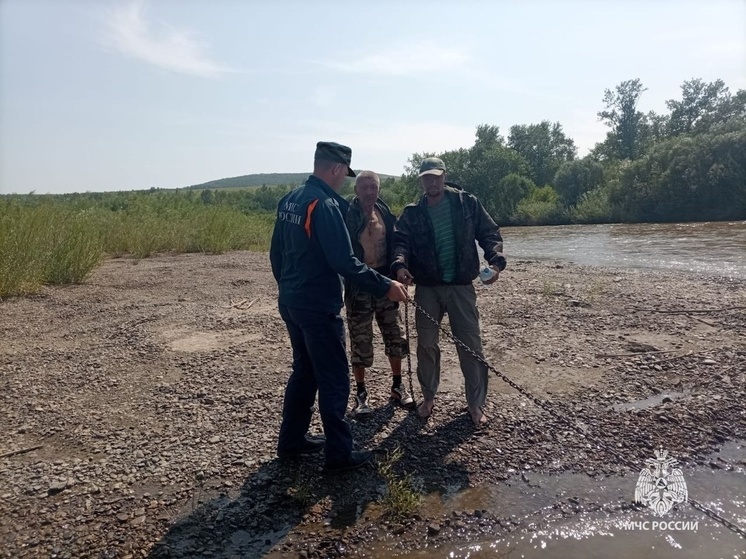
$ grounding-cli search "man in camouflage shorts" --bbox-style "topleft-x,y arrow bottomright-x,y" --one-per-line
345,171 -> 415,416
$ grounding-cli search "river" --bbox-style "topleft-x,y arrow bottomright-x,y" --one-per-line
501,221 -> 746,279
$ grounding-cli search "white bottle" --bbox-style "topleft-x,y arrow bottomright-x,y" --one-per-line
479,266 -> 496,285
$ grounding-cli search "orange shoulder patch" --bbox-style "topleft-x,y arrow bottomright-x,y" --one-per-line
305,199 -> 319,238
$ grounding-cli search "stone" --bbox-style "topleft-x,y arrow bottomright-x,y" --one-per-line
48,481 -> 68,496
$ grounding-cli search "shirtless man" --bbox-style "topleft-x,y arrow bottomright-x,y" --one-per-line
344,171 -> 415,416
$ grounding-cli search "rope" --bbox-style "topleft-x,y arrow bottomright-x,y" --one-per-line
404,296 -> 746,539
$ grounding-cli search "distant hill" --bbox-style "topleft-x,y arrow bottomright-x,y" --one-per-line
188,172 -> 398,190
188,173 -> 310,190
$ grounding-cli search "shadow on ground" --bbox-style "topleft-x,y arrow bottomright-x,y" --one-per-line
146,401 -> 480,558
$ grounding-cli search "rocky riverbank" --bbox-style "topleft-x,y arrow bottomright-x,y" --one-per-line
1,252 -> 744,558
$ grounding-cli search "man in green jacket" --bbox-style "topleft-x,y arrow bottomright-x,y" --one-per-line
391,157 -> 505,427
344,171 -> 415,417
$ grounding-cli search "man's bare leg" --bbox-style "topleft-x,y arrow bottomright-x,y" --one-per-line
390,356 -> 401,378
353,366 -> 365,386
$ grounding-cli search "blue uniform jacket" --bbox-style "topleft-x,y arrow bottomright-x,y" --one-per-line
270,175 -> 392,314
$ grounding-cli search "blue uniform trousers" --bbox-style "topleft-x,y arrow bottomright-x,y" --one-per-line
277,304 -> 352,464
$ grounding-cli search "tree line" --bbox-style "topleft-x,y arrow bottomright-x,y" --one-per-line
386,77 -> 745,224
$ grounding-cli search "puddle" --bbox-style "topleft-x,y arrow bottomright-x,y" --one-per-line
611,391 -> 688,412
418,470 -> 631,520
429,508 -> 745,559
408,497 -> 746,559
365,442 -> 746,559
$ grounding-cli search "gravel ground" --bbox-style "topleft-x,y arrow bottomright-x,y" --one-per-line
1,251 -> 744,558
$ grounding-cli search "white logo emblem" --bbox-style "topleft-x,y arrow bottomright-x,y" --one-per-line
635,449 -> 688,516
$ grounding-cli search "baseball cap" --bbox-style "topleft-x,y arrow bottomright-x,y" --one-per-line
418,157 -> 446,177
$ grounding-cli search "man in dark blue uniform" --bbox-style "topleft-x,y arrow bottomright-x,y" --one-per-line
270,142 -> 408,472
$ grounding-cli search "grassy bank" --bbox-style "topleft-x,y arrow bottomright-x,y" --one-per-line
0,191 -> 275,297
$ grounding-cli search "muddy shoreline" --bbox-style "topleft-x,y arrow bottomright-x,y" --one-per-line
1,252 -> 744,558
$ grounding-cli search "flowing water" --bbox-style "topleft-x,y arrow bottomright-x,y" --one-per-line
501,221 -> 746,279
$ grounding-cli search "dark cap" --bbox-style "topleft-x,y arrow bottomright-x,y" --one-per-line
418,157 -> 446,177
315,141 -> 356,177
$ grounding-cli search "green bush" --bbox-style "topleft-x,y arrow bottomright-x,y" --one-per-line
568,186 -> 614,223
0,201 -> 46,296
513,185 -> 565,224
0,202 -> 102,296
0,191 -> 279,296
43,210 -> 103,285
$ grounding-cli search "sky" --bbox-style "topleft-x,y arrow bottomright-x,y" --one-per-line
1,0 -> 744,195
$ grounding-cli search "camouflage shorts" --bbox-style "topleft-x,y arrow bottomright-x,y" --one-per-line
345,291 -> 409,368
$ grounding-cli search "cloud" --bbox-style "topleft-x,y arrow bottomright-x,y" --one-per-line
103,0 -> 231,78
320,40 -> 470,76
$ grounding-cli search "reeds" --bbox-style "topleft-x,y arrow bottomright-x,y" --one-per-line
0,191 -> 276,297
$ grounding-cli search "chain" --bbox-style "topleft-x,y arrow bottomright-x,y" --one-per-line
403,299 -> 415,403
688,499 -> 746,537
407,298 -> 626,459
405,296 -> 746,539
